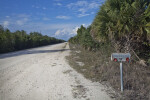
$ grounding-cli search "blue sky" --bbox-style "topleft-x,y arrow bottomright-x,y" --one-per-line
0,0 -> 105,40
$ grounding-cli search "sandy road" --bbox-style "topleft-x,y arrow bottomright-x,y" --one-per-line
0,43 -> 111,100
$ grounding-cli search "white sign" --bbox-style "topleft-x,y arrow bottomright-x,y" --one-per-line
111,53 -> 131,62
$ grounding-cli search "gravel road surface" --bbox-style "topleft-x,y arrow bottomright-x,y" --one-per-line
0,43 -> 111,100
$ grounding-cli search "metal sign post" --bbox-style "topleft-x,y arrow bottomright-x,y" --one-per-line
111,53 -> 131,92
120,62 -> 123,92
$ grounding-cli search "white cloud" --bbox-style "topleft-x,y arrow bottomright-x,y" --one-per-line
55,28 -> 69,36
25,23 -> 77,31
14,14 -> 30,26
78,8 -> 86,14
72,27 -> 79,35
0,14 -> 31,29
0,12 -> 91,40
16,18 -> 28,26
56,16 -> 70,19
6,16 -> 10,18
78,13 -> 90,17
55,30 -> 61,35
32,5 -> 46,10
88,2 -> 99,9
82,23 -> 90,28
54,26 -> 80,40
3,21 -> 9,27
55,26 -> 79,36
36,12 -> 46,16
82,24 -> 85,26
67,0 -> 102,17
0,12 -> 84,40
36,6 -> 39,9
91,12 -> 95,14
67,1 -> 88,8
55,3 -> 62,6
42,7 -> 46,10
16,20 -> 23,25
43,17 -> 50,21
18,14 -> 30,18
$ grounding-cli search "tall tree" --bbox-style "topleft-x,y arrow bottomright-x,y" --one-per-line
91,0 -> 150,52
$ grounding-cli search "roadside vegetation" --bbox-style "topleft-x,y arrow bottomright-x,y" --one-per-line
68,0 -> 150,99
0,25 -> 65,54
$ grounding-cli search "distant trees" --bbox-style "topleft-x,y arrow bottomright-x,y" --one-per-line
0,25 -> 65,53
69,25 -> 100,50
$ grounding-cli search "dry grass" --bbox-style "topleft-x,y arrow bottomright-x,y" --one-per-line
66,43 -> 150,100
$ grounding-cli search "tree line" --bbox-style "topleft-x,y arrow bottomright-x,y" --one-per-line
69,0 -> 150,61
69,25 -> 100,51
0,25 -> 65,53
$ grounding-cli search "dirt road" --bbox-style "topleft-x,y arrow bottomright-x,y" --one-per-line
0,43 -> 111,100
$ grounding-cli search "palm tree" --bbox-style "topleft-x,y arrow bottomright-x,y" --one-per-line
91,0 -> 150,52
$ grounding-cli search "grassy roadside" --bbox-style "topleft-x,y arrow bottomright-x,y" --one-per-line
66,43 -> 150,100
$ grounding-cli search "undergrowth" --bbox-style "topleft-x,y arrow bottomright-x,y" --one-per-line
67,43 -> 150,100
